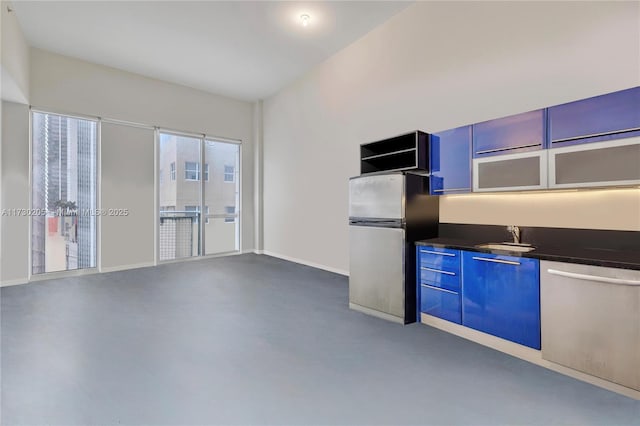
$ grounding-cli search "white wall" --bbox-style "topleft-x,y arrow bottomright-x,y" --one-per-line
1,2 -> 32,283
0,101 -> 29,284
1,3 -> 30,103
100,122 -> 155,271
263,1 -> 640,273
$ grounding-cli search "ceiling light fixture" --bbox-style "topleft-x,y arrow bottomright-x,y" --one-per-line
300,14 -> 310,27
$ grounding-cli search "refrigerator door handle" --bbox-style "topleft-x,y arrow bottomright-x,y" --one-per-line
349,219 -> 404,228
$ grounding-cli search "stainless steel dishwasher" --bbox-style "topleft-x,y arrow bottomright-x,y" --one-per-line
540,260 -> 640,391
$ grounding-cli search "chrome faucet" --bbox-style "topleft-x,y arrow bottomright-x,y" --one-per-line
507,225 -> 520,244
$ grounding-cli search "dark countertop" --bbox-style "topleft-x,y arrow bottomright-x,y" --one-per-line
416,237 -> 640,271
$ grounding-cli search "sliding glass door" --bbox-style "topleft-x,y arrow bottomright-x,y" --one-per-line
31,111 -> 98,274
158,132 -> 202,260
158,132 -> 240,261
204,139 -> 240,255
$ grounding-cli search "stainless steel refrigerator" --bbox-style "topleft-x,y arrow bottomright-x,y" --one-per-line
348,172 -> 439,324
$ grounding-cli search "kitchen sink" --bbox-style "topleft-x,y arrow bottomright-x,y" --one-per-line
475,243 -> 536,253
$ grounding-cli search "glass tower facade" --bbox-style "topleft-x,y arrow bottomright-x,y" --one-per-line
31,112 -> 97,274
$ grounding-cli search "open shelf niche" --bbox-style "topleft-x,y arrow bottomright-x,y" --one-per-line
360,131 -> 429,174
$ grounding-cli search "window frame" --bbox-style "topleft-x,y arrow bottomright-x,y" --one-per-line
224,206 -> 236,223
184,161 -> 200,181
224,165 -> 235,183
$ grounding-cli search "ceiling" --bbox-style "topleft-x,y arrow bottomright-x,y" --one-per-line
12,1 -> 411,101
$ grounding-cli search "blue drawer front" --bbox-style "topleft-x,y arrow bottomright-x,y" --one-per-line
461,251 -> 541,349
421,285 -> 461,324
417,246 -> 461,272
419,266 -> 460,292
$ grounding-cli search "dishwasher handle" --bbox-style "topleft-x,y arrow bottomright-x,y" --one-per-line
547,269 -> 640,286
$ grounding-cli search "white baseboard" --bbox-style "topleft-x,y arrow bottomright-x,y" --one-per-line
1,261 -> 155,287
100,261 -> 156,274
260,250 -> 349,276
421,313 -> 640,400
1,277 -> 29,288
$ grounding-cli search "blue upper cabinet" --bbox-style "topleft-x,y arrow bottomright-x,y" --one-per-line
430,126 -> 472,195
472,109 -> 545,158
548,87 -> 640,147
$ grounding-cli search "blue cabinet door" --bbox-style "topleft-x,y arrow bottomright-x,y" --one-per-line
473,110 -> 545,158
430,126 -> 472,195
461,251 -> 540,349
549,87 -> 640,147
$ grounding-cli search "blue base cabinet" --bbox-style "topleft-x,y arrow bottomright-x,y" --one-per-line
417,246 -> 461,324
461,251 -> 541,349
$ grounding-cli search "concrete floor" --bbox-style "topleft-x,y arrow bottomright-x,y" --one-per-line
1,254 -> 639,425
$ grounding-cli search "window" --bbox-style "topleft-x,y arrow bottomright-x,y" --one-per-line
31,112 -> 97,274
185,161 -> 200,181
160,133 -> 241,259
224,165 -> 235,182
185,205 -> 200,224
225,206 -> 235,223
159,133 -> 204,261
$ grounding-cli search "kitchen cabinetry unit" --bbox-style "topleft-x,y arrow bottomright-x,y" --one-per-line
548,87 -> 640,147
417,246 -> 461,324
417,86 -> 640,194
548,136 -> 640,189
541,260 -> 640,391
473,150 -> 548,192
430,126 -> 472,195
461,251 -> 540,349
472,109 -> 545,158
360,131 -> 428,174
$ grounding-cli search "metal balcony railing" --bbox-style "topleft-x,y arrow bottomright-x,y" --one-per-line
159,211 -> 199,261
